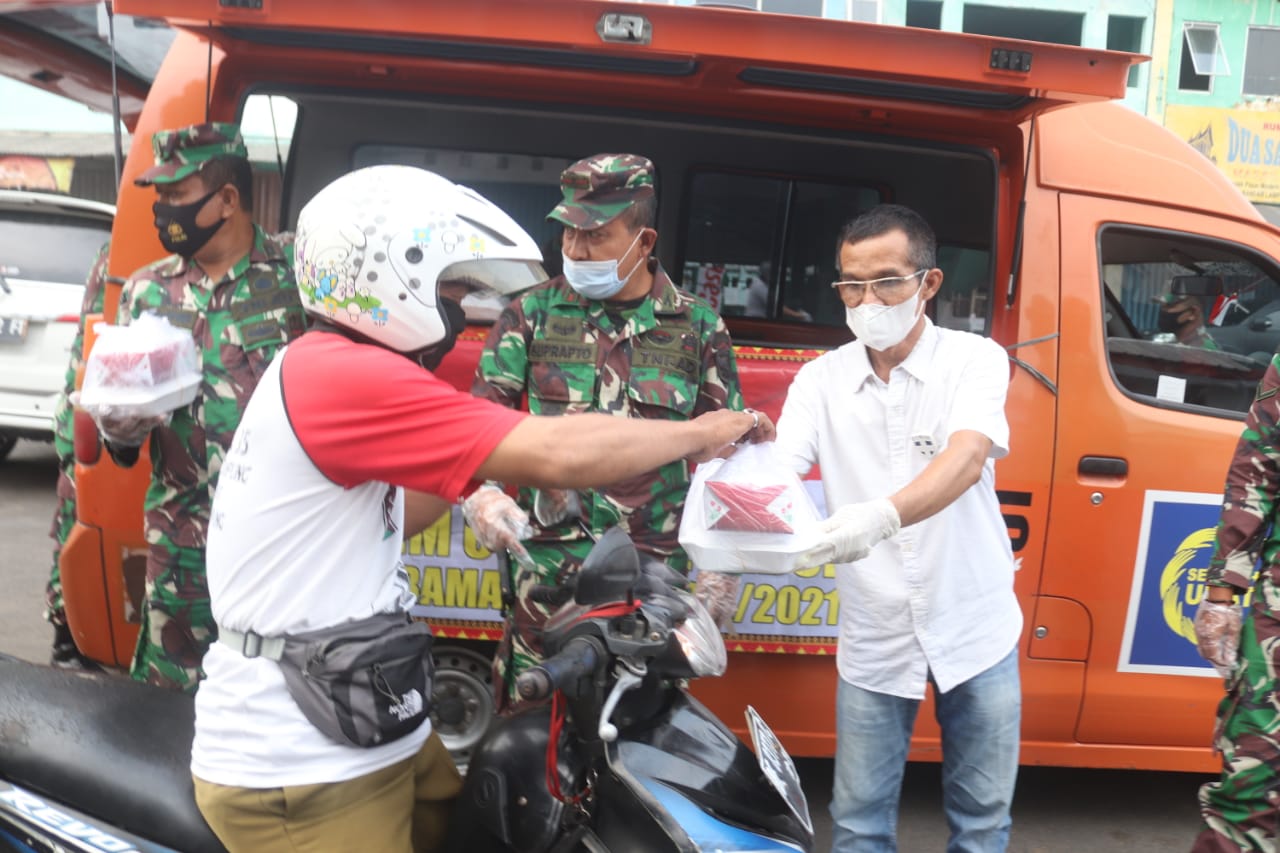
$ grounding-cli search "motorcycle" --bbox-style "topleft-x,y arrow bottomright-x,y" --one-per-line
0,527 -> 813,853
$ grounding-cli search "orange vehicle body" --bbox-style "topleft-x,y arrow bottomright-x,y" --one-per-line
56,0 -> 1280,774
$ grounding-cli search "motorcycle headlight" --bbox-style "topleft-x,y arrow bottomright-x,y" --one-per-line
671,588 -> 727,678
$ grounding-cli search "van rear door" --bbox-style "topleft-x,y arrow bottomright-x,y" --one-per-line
0,2 -> 154,128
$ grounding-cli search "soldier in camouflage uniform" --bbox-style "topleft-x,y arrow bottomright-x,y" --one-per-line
1156,275 -> 1223,352
46,241 -> 110,669
100,123 -> 307,693
472,153 -> 745,708
1192,354 -> 1280,851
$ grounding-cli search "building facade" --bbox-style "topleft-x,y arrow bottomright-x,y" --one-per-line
1155,0 -> 1280,219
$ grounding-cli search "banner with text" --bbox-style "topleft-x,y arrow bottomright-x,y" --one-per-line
1165,105 -> 1280,204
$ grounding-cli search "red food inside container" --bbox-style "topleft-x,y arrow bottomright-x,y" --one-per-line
94,341 -> 184,388
706,482 -> 794,533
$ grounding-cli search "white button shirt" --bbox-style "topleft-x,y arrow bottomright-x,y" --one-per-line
775,319 -> 1021,698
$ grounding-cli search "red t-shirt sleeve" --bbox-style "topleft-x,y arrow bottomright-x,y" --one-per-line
280,334 -> 525,501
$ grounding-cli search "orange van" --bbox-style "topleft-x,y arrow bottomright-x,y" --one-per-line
58,0 -> 1280,774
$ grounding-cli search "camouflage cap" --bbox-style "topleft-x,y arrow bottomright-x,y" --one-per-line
548,153 -> 655,230
134,122 -> 248,187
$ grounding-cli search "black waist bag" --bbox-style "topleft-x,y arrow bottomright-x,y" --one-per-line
277,612 -> 434,748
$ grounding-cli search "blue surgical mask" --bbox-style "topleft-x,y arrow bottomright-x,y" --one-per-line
562,230 -> 645,300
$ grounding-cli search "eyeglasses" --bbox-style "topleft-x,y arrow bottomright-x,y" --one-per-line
831,269 -> 927,303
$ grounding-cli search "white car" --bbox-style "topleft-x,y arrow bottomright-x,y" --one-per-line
0,190 -> 115,461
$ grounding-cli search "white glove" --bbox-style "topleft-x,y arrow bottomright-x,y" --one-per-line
461,484 -> 533,563
533,488 -> 582,528
792,498 -> 901,570
1194,598 -> 1243,678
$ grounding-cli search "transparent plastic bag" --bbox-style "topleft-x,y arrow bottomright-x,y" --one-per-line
694,569 -> 742,631
78,313 -> 200,419
678,443 -> 821,575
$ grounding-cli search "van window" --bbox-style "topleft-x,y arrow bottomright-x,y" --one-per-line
678,170 -> 993,338
240,93 -> 298,233
353,144 -> 570,275
332,151 -> 995,345
1101,227 -> 1280,415
935,245 -> 993,334
679,171 -> 880,328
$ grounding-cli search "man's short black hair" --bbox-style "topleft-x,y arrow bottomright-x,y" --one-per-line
836,204 -> 937,272
199,155 -> 254,212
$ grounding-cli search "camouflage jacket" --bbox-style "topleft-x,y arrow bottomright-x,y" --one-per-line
53,242 -> 111,463
472,267 -> 744,560
116,227 -> 306,550
1209,354 -> 1280,605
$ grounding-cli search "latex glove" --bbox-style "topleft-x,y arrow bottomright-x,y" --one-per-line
95,410 -> 169,448
461,484 -> 533,564
792,498 -> 901,570
695,571 -> 742,631
533,488 -> 581,528
1194,598 -> 1243,678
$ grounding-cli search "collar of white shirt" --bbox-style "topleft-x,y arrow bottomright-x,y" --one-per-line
851,316 -> 938,388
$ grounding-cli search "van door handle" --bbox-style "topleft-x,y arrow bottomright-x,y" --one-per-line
1079,456 -> 1128,477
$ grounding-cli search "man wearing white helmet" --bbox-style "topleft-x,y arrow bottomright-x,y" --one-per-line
189,165 -> 771,853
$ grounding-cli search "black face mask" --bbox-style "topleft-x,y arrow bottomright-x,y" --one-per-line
410,298 -> 468,371
153,187 -> 226,258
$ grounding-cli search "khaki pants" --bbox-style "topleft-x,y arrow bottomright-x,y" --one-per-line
193,731 -> 461,852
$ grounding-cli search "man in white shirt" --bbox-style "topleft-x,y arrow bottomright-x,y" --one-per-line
774,204 -> 1021,853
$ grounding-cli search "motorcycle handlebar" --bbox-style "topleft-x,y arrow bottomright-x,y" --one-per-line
515,635 -> 602,702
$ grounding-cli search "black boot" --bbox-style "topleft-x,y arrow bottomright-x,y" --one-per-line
50,623 -> 101,671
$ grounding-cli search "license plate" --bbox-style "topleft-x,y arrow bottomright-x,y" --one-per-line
746,705 -> 813,835
0,316 -> 28,344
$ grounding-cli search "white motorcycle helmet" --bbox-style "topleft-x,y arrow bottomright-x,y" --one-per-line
294,165 -> 545,363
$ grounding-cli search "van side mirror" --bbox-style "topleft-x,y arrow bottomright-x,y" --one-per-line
1250,316 -> 1273,331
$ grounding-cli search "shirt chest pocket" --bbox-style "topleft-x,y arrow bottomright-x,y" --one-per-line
527,336 -> 598,416
626,331 -> 701,420
223,296 -> 306,381
907,386 -> 951,474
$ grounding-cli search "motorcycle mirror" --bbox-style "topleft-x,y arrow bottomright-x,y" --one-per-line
575,526 -> 641,605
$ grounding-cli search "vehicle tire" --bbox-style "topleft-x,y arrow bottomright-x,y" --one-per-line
0,435 -> 16,462
431,644 -> 497,774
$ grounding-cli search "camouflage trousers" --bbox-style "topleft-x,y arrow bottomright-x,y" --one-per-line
130,542 -> 216,694
492,539 -> 593,713
491,538 -> 690,712
44,464 -> 76,627
1192,611 -> 1280,852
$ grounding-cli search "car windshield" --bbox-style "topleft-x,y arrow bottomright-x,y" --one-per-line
0,213 -> 111,285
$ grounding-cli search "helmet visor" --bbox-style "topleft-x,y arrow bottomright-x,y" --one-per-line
441,258 -> 547,297
440,256 -> 545,322
441,258 -> 548,323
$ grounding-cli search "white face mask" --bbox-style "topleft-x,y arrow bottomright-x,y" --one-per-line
562,230 -> 645,300
845,287 -> 924,351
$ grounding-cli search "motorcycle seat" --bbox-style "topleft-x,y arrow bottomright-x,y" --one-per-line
0,653 -> 226,853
